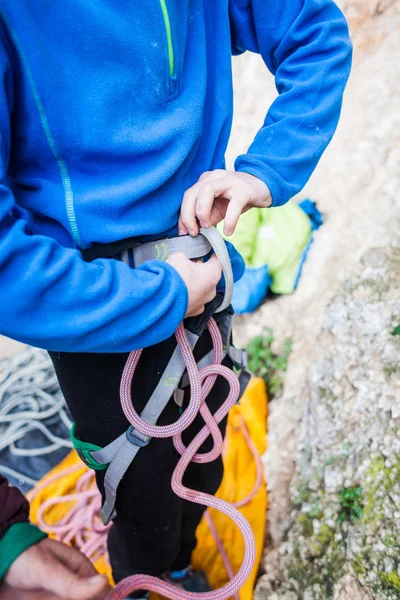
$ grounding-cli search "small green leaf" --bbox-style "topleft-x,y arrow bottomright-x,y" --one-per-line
337,486 -> 363,523
246,328 -> 292,398
391,325 -> 400,336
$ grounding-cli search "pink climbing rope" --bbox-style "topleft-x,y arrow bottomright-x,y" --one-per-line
32,465 -> 111,563
109,318 -> 257,600
204,418 -> 264,600
29,316 -> 263,599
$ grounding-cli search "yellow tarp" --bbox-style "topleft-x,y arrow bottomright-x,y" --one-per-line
29,378 -> 267,600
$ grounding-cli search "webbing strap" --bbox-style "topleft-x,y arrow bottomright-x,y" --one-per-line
139,330 -> 198,424
133,236 -> 211,266
97,330 -> 199,525
132,227 -> 234,314
90,431 -> 127,465
180,313 -> 248,394
180,346 -> 248,389
198,227 -> 234,313
180,350 -> 216,389
100,436 -> 143,523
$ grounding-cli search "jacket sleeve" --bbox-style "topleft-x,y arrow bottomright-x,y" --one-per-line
0,474 -> 29,539
0,475 -> 47,580
0,39 -> 188,353
230,0 -> 352,206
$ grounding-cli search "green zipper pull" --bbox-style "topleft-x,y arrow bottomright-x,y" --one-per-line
159,0 -> 175,77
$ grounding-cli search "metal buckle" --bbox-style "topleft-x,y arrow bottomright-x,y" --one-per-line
126,425 -> 150,447
240,348 -> 248,369
228,345 -> 248,370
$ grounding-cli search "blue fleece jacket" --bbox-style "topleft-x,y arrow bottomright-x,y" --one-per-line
0,1 -> 351,352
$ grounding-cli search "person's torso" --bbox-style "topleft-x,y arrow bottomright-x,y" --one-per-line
0,1 -> 234,249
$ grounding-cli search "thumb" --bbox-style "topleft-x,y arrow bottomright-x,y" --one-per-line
43,562 -> 108,600
204,254 -> 223,281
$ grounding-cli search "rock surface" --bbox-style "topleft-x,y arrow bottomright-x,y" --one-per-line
256,247 -> 400,599
226,1 -> 400,597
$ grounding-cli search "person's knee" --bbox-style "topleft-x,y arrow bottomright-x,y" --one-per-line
107,518 -> 182,580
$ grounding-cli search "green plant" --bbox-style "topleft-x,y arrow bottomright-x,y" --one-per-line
391,325 -> 400,336
246,328 -> 292,397
378,571 -> 400,591
337,486 -> 363,524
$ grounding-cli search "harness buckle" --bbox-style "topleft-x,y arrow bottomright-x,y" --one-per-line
70,423 -> 108,471
126,425 -> 150,447
227,346 -> 248,370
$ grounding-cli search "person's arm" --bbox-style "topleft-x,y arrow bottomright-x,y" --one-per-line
231,0 -> 352,206
0,30 -> 223,353
179,0 -> 352,236
0,474 -> 46,582
0,475 -> 110,599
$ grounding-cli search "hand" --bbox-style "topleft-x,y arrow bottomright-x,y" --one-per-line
167,253 -> 222,317
178,170 -> 271,237
4,538 -> 111,600
0,585 -> 107,600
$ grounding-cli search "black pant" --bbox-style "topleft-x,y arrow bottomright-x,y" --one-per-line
49,323 -> 231,582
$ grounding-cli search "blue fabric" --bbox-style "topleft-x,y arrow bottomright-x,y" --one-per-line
298,199 -> 324,231
0,2 -> 351,352
294,198 -> 324,289
232,265 -> 272,315
293,235 -> 314,291
169,568 -> 191,581
215,240 -> 245,292
292,199 -> 323,289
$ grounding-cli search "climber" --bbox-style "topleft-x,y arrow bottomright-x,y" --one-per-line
0,473 -> 111,599
0,0 -> 352,597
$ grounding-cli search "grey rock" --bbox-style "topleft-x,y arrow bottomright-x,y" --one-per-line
257,247 -> 400,599
333,574 -> 373,600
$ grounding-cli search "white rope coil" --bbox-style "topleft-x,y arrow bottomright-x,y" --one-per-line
0,347 -> 72,487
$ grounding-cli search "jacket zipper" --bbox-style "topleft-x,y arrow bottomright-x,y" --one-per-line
158,0 -> 178,97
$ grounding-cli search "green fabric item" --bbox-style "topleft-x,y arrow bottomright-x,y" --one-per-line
159,0 -> 175,76
0,522 -> 47,580
221,201 -> 312,294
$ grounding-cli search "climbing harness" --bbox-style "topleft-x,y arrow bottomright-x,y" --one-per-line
72,227 -> 248,525
69,227 -> 256,599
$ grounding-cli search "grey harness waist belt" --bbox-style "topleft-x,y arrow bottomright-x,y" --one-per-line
120,227 -> 234,314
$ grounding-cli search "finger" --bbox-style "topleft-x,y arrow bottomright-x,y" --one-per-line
191,305 -> 205,317
180,183 -> 203,236
0,585 -> 57,600
203,254 -> 223,284
48,540 -> 97,578
42,556 -> 108,600
180,171 -> 229,233
89,582 -> 113,600
196,179 -> 229,228
198,171 -> 211,181
201,169 -> 228,181
208,199 -> 227,227
223,196 -> 247,236
177,217 -> 188,236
